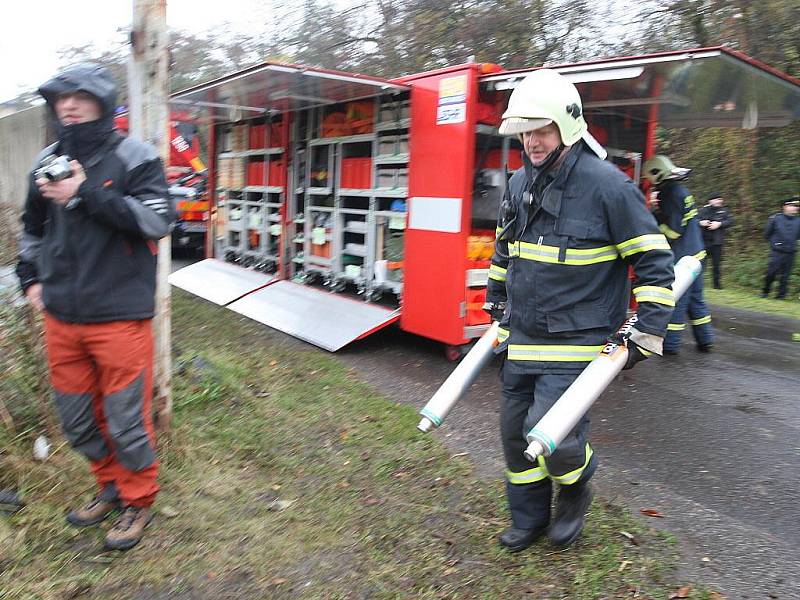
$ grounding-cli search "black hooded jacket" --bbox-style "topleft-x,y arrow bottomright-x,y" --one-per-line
16,63 -> 175,323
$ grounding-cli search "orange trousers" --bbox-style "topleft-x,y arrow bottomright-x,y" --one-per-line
44,313 -> 159,507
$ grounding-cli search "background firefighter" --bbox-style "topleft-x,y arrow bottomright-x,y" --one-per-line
644,155 -> 714,354
15,63 -> 175,551
485,69 -> 675,552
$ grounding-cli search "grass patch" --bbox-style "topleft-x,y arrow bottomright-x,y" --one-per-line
1,290 -> 707,599
705,247 -> 800,319
704,275 -> 800,320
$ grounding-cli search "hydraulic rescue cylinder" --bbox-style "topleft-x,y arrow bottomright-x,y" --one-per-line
523,255 -> 702,462
417,321 -> 500,432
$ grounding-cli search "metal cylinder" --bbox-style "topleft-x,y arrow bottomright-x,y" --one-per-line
523,254 -> 702,462
671,255 -> 702,299
523,347 -> 627,462
417,321 -> 500,431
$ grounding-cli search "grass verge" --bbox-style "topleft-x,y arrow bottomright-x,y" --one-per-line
704,276 -> 800,320
1,290 -> 709,599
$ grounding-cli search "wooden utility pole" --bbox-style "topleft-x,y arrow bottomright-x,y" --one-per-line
129,0 -> 172,429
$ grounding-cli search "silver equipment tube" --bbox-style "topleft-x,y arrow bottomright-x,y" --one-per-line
523,255 -> 701,462
417,322 -> 500,432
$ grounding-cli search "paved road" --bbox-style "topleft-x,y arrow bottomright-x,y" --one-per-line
169,258 -> 800,597
335,305 -> 800,599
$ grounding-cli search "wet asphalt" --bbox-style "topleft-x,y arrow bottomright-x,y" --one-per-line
169,256 -> 800,598
335,304 -> 800,599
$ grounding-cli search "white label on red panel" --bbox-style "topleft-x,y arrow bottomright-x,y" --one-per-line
436,103 -> 466,125
408,197 -> 462,233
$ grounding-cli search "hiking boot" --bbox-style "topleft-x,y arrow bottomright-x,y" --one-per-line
548,483 -> 594,548
499,525 -> 547,553
104,506 -> 153,551
66,497 -> 120,527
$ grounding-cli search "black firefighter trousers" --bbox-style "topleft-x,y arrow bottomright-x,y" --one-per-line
501,367 -> 597,531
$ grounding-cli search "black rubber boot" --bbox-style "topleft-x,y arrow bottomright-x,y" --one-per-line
499,525 -> 548,552
500,480 -> 551,552
548,482 -> 594,548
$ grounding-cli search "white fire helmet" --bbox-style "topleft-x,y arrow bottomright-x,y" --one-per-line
642,155 -> 692,185
499,69 -> 606,159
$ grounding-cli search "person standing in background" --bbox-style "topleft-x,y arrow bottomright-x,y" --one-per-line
761,198 -> 800,300
698,192 -> 733,289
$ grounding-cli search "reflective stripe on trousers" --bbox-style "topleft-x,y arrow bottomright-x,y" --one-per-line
501,367 -> 597,529
665,271 -> 713,351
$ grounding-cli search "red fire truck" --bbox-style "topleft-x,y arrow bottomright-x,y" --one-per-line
115,112 -> 210,252
168,47 -> 800,357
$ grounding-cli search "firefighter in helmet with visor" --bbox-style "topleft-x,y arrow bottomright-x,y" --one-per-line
485,69 -> 675,551
643,155 -> 714,353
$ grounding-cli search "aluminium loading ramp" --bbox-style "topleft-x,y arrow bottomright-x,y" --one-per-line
168,258 -> 275,305
227,280 -> 400,352
170,260 -> 400,352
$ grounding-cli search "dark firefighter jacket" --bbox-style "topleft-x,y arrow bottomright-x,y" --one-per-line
16,63 -> 175,323
764,213 -> 800,254
486,142 -> 675,374
652,181 -> 705,261
697,204 -> 733,246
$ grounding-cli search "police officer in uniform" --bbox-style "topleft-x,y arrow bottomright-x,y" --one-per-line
485,70 -> 675,552
761,198 -> 800,299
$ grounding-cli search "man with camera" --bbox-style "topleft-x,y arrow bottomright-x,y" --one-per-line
16,63 -> 175,551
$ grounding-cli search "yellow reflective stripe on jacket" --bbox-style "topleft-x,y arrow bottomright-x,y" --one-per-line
667,323 -> 686,331
508,344 -> 605,362
547,443 -> 594,486
497,327 -> 510,343
694,249 -> 707,260
690,315 -> 711,326
681,195 -> 697,226
509,241 -> 618,265
616,233 -> 671,258
495,226 -> 504,238
488,264 -> 507,282
506,465 -> 548,485
632,285 -> 675,307
658,223 -> 681,240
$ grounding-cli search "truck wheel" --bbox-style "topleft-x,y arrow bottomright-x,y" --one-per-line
444,344 -> 468,362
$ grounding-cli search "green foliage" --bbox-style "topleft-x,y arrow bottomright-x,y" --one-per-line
0,202 -> 19,267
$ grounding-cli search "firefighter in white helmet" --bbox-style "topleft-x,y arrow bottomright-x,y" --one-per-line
485,69 -> 675,551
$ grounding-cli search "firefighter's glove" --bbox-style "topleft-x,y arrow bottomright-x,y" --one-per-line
607,333 -> 653,371
482,301 -> 506,322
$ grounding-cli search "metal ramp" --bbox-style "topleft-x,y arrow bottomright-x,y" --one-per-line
170,260 -> 400,351
168,259 -> 275,305
227,281 -> 400,351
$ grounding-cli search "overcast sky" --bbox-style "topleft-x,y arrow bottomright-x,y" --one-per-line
0,0 -> 312,103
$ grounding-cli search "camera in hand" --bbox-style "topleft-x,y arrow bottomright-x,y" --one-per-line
35,155 -> 73,182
